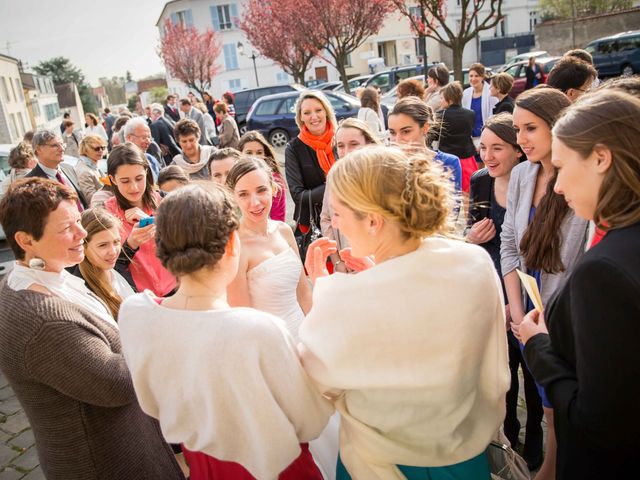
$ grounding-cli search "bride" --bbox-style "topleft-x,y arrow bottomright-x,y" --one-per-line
226,156 -> 311,341
226,157 -> 338,479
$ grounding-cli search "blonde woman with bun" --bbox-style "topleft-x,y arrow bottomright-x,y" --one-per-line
300,146 -> 509,480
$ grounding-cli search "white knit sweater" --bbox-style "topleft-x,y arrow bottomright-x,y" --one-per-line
299,236 -> 510,479
119,292 -> 333,479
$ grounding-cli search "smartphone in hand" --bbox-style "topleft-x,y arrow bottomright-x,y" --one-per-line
138,217 -> 155,228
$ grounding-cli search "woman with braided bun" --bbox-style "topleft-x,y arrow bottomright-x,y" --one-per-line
118,184 -> 332,480
300,146 -> 509,480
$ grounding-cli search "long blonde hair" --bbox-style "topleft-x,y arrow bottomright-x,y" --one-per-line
328,146 -> 454,240
79,208 -> 125,318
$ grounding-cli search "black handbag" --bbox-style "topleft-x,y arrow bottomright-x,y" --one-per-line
294,192 -> 322,263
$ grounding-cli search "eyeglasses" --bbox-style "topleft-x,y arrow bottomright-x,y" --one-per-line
91,145 -> 107,152
44,142 -> 65,149
131,133 -> 152,141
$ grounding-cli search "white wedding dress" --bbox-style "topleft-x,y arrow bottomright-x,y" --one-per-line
247,248 -> 339,480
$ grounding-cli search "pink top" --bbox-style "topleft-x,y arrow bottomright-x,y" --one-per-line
104,195 -> 176,296
270,171 -> 287,222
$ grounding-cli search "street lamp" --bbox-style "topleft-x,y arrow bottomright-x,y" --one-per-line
237,42 -> 259,87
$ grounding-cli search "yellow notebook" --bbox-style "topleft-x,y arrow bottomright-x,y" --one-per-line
516,269 -> 544,312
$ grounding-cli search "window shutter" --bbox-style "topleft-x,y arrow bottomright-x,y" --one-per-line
230,3 -> 239,28
185,9 -> 194,27
170,12 -> 178,25
210,6 -> 220,31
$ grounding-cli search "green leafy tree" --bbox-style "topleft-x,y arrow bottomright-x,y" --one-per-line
149,86 -> 169,104
34,56 -> 97,113
127,94 -> 140,113
540,0 -> 632,20
99,76 -> 127,105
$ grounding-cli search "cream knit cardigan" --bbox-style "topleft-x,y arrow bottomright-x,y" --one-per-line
119,292 -> 333,480
299,237 -> 510,480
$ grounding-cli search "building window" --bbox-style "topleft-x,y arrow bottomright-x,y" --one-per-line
345,53 -> 352,68
14,78 -> 24,101
9,78 -> 17,102
18,112 -> 26,133
228,79 -> 242,90
8,114 -> 18,139
275,72 -> 290,84
223,44 -> 239,70
211,4 -> 238,31
171,9 -> 193,28
529,11 -> 538,32
44,103 -> 60,122
1,77 -> 10,102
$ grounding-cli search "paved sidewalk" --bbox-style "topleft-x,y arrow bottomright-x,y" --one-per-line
0,372 -> 43,480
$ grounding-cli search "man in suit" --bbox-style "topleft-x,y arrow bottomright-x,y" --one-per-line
26,129 -> 88,210
149,103 -> 181,166
164,94 -> 180,123
179,98 -> 210,146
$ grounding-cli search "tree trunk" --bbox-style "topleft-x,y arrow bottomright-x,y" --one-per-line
336,58 -> 350,95
452,43 -> 465,83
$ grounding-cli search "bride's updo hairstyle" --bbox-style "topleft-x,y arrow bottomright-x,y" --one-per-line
327,146 -> 454,239
155,184 -> 239,276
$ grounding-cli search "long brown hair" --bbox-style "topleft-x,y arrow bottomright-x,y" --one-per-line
79,208 -> 125,318
516,86 -> 571,273
238,130 -> 280,176
553,90 -> 640,230
107,142 -> 158,212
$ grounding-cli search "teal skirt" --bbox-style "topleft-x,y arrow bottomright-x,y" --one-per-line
336,452 -> 491,480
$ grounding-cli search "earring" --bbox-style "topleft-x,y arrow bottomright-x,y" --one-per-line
28,257 -> 46,270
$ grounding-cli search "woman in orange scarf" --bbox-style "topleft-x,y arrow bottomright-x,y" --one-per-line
285,90 -> 338,261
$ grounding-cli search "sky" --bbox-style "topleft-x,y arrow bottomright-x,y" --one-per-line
0,0 -> 167,85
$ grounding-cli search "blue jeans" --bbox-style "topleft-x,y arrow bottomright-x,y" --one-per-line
336,452 -> 491,480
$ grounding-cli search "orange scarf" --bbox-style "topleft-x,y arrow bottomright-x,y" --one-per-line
298,123 -> 336,176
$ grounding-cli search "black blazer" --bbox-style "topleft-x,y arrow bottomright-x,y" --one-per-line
436,105 -> 476,159
26,163 -> 89,209
493,96 -> 515,115
284,137 -> 335,228
151,117 -> 181,166
524,222 -> 640,479
164,104 -> 180,123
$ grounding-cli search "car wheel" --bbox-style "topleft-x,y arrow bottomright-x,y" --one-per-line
269,129 -> 289,148
239,123 -> 248,135
622,64 -> 635,76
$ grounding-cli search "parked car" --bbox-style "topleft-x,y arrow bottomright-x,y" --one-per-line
586,30 -> 640,77
502,56 -> 561,98
380,67 -> 494,107
498,51 -> 550,71
364,63 -> 441,93
233,84 -> 305,134
246,90 -> 361,147
334,75 -> 372,93
317,81 -> 343,91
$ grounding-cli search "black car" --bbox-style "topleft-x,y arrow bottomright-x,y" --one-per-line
364,63 -> 442,93
246,91 -> 361,147
233,84 -> 304,134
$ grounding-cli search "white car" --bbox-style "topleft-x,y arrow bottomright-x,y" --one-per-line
499,51 -> 550,71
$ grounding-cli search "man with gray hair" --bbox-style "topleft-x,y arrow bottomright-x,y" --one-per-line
123,117 -> 161,182
149,103 -> 181,166
25,129 -> 87,210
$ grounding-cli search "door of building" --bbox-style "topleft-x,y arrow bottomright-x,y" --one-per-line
315,66 -> 328,83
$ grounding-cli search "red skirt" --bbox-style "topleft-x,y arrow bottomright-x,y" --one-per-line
182,443 -> 323,480
459,155 -> 478,193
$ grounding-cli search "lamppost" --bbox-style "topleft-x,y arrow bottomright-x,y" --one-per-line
237,42 -> 259,87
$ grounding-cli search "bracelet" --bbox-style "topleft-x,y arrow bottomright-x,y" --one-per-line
334,260 -> 344,266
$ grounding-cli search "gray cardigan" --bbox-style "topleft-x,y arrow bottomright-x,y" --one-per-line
500,161 -> 588,306
0,282 -> 184,480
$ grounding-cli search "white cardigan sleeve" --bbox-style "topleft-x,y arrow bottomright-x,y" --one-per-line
500,165 -> 521,276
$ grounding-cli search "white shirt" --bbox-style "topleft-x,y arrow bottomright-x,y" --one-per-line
8,263 -> 118,328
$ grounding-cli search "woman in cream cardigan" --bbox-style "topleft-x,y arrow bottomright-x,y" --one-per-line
300,146 -> 510,480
